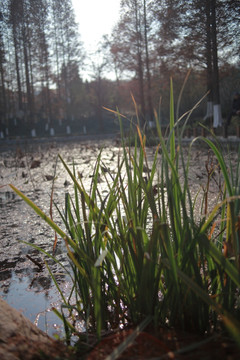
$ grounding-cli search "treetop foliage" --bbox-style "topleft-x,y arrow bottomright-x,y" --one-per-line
0,0 -> 239,136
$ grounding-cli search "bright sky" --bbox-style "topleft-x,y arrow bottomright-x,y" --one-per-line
72,0 -> 121,79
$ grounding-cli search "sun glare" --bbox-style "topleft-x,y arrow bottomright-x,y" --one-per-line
72,0 -> 121,54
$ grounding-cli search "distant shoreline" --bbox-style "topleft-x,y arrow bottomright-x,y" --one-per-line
0,133 -> 119,152
1,132 -> 240,153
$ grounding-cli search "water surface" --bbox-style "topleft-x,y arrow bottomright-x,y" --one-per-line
0,137 -> 229,336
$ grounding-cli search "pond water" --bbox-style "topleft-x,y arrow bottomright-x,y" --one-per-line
0,137 -> 122,337
0,136 -> 234,338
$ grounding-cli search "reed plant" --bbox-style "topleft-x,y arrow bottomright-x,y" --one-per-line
9,80 -> 240,349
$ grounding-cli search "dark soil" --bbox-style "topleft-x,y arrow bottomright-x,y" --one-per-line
77,326 -> 240,360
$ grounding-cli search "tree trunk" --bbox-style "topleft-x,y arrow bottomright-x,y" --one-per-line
0,21 -> 6,122
46,69 -> 52,122
13,33 -> 23,112
23,39 -> 32,122
0,53 -> 7,121
97,75 -> 104,131
210,0 -> 222,128
134,0 -> 145,126
204,0 -> 213,124
22,19 -> 33,123
143,0 -> 154,124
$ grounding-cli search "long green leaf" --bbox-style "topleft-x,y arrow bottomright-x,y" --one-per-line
162,258 -> 240,345
9,184 -> 69,241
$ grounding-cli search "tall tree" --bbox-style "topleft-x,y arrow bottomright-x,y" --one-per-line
152,0 -> 240,126
143,0 -> 153,123
110,0 -> 147,125
0,0 -> 87,134
88,45 -> 110,131
0,10 -> 7,127
50,0 -> 85,122
8,0 -> 24,115
31,0 -> 52,124
210,0 -> 221,127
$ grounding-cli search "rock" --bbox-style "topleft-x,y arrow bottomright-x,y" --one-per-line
64,179 -> 71,187
30,160 -> 41,169
19,160 -> 25,168
0,298 -> 70,360
45,174 -> 54,181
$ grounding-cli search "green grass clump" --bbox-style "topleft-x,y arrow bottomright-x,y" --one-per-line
9,80 -> 240,348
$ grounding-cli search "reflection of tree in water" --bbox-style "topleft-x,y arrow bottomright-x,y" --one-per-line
29,276 -> 52,292
0,260 -> 14,294
0,246 -> 67,296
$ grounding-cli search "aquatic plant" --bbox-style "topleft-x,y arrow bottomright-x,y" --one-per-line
9,80 -> 240,349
